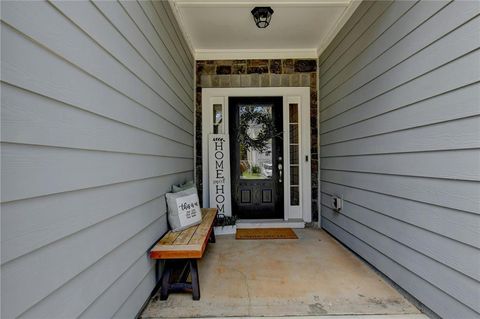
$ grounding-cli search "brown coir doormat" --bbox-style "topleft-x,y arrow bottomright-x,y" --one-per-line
235,228 -> 298,240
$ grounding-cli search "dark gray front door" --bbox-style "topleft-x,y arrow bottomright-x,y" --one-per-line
229,96 -> 284,219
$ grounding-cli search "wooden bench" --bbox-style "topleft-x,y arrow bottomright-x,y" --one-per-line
149,208 -> 217,300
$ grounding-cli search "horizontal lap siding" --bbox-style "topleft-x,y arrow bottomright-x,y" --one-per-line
318,1 -> 480,318
0,1 -> 194,318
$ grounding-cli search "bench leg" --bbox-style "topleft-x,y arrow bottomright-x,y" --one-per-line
151,260 -> 162,297
209,228 -> 216,243
160,261 -> 172,300
189,259 -> 200,300
178,260 -> 190,283
155,259 -> 160,283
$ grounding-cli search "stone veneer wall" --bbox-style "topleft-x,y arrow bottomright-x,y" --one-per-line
195,59 -> 319,222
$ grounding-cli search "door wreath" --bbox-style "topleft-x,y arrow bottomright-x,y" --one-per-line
237,106 -> 280,152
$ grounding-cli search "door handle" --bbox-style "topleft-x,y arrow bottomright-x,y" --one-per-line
278,157 -> 283,183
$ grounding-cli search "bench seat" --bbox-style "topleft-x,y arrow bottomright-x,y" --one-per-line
150,208 -> 217,259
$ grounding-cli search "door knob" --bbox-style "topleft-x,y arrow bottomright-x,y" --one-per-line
277,156 -> 283,183
278,163 -> 283,183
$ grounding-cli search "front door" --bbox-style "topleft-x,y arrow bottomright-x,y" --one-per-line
229,96 -> 284,219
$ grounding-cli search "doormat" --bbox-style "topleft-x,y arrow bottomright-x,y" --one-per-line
235,228 -> 298,240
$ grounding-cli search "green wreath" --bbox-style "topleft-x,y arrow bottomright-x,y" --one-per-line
237,106 -> 280,152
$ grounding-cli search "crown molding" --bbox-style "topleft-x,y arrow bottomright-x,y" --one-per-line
173,0 -> 350,7
316,0 -> 362,57
167,0 -> 196,56
195,49 -> 318,60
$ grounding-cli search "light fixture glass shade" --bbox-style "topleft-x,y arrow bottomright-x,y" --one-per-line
251,7 -> 274,28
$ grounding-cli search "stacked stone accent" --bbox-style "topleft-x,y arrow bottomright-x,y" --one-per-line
196,59 -> 319,222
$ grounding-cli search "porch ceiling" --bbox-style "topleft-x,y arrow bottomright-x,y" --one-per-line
168,0 -> 361,59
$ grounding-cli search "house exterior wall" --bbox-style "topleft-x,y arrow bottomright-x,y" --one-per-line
318,1 -> 480,318
1,1 -> 194,318
196,59 -> 319,221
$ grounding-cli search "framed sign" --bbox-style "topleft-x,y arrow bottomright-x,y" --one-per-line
208,134 -> 232,216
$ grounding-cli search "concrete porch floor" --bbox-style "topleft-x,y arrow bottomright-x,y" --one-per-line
141,229 -> 425,318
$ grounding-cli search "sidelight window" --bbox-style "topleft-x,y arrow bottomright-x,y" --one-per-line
213,103 -> 223,134
289,103 -> 300,206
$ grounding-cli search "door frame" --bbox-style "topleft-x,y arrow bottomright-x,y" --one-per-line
201,87 -> 311,222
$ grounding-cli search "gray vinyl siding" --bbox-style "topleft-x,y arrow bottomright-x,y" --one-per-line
318,1 -> 480,318
0,1 -> 194,318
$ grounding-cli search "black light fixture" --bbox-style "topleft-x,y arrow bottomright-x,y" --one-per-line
251,7 -> 274,28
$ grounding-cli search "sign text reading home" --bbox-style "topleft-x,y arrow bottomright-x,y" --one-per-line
208,134 -> 232,216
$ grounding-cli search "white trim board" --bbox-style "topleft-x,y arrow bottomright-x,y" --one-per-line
167,0 -> 196,56
172,1 -> 350,7
316,0 -> 362,56
195,49 -> 318,60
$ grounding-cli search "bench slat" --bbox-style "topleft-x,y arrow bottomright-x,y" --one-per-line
174,225 -> 198,245
189,210 -> 216,245
158,231 -> 181,245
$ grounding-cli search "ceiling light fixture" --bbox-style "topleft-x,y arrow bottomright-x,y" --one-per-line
251,7 -> 274,29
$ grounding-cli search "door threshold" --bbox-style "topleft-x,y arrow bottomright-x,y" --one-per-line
236,219 -> 305,229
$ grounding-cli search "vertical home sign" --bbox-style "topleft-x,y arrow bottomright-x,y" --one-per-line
208,134 -> 232,216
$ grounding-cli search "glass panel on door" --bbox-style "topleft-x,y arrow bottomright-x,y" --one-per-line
239,105 -> 273,180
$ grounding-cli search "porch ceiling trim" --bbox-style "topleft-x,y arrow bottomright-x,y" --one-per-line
195,48 -> 318,60
168,0 -> 363,60
172,1 -> 350,7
